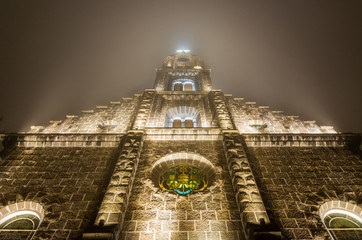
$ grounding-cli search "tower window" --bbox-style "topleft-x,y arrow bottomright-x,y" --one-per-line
171,118 -> 195,128
165,106 -> 201,128
184,119 -> 194,128
183,83 -> 193,91
174,83 -> 183,91
172,119 -> 182,128
171,79 -> 195,91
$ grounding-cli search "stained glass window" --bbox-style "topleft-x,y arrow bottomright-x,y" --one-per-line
159,165 -> 207,195
0,211 -> 41,230
323,211 -> 362,240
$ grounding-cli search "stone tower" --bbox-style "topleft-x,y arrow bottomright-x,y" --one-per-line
0,52 -> 361,240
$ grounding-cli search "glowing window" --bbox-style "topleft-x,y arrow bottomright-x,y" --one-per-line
184,119 -> 194,128
183,83 -> 193,91
174,83 -> 183,91
171,79 -> 195,91
159,165 -> 208,195
0,211 -> 41,230
172,119 -> 182,128
323,210 -> 362,240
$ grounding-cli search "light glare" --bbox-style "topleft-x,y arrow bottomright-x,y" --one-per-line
176,50 -> 190,53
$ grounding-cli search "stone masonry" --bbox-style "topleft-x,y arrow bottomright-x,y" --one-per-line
0,145 -> 118,239
121,141 -> 243,240
0,52 -> 360,240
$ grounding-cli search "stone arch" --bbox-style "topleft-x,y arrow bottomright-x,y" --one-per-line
0,201 -> 45,230
150,152 -> 217,188
319,200 -> 362,239
164,106 -> 201,128
171,79 -> 195,91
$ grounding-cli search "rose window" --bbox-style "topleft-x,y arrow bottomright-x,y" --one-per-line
159,165 -> 208,195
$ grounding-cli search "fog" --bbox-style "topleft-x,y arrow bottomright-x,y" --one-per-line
1,0 -> 361,133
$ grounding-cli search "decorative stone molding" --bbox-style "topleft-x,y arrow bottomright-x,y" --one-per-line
210,90 -> 234,129
150,152 -> 217,184
132,90 -> 156,130
3,134 -> 123,148
244,133 -> 361,147
319,200 -> 362,220
94,130 -> 144,239
222,130 -> 270,240
0,201 -> 45,221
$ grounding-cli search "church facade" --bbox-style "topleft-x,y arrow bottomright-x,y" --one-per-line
0,52 -> 361,240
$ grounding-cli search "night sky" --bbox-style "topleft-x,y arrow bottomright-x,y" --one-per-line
1,1 -> 361,133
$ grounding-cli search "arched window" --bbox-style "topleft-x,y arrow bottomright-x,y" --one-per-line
320,201 -> 362,240
0,202 -> 44,239
172,119 -> 182,128
165,106 -> 201,128
174,83 -> 183,91
171,79 -> 195,91
183,83 -> 193,91
184,119 -> 194,128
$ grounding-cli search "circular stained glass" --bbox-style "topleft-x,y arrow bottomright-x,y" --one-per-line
159,165 -> 208,195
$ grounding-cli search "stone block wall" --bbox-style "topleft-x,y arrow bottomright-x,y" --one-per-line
0,146 -> 118,239
246,147 -> 362,240
121,140 -> 244,240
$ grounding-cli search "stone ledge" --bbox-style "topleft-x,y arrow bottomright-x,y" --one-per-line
144,128 -> 222,141
2,134 -> 124,148
243,133 -> 361,147
156,91 -> 210,95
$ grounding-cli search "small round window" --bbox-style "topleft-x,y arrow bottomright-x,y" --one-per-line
159,165 -> 208,195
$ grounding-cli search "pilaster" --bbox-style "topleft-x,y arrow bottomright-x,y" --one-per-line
132,90 -> 156,130
222,130 -> 272,239
210,90 -> 234,129
91,130 -> 144,239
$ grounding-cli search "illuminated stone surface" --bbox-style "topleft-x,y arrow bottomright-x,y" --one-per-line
0,52 -> 360,240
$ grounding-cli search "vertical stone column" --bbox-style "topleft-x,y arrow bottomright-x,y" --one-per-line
210,90 -> 234,129
153,70 -> 168,91
132,89 -> 156,130
222,130 -> 270,239
200,70 -> 213,91
94,130 -> 144,238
